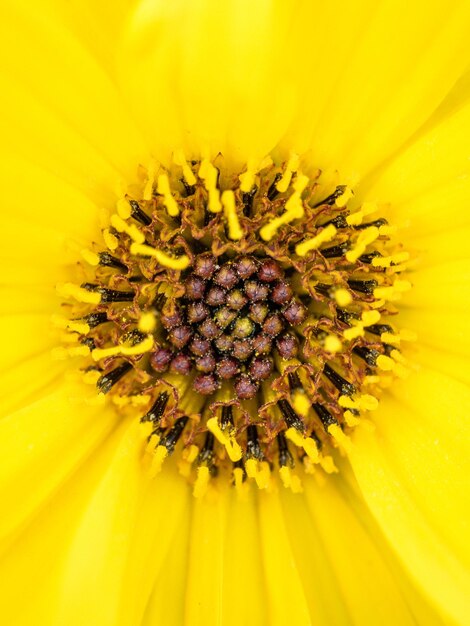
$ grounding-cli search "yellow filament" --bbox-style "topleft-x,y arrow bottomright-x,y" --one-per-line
52,345 -> 90,359
335,186 -> 353,208
80,249 -> 100,266
285,427 -> 319,462
345,226 -> 380,263
327,424 -> 352,453
51,315 -> 90,335
221,190 -> 243,240
338,393 -> 379,411
376,354 -> 395,371
57,283 -> 101,305
103,228 -> 118,251
149,445 -> 168,477
116,198 -> 132,219
173,149 -> 197,186
276,154 -> 299,193
346,201 -> 376,226
279,466 -> 303,493
372,251 -> 410,268
374,279 -> 412,301
130,243 -> 190,270
198,159 -> 222,212
206,417 -> 242,462
91,334 -> 154,361
110,214 -> 145,244
295,224 -> 337,256
233,467 -> 245,492
260,174 -> 308,241
157,173 -> 179,217
239,156 -> 273,192
143,161 -> 156,201
193,466 -> 210,498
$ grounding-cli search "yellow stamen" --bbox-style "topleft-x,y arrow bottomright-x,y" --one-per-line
292,390 -> 311,417
149,445 -> 168,477
103,228 -> 118,251
221,190 -> 243,240
173,149 -> 197,186
80,249 -> 100,266
198,159 -> 222,213
372,251 -> 410,268
156,173 -> 179,217
51,314 -> 90,335
57,283 -> 101,305
91,334 -> 154,361
376,354 -> 395,371
295,224 -> 337,256
328,424 -> 352,453
335,186 -> 353,208
143,161 -> 156,201
346,201 -> 376,226
279,466 -> 303,492
116,198 -> 132,219
345,226 -> 380,263
193,465 -> 210,498
285,427 -> 319,462
51,345 -> 90,359
276,154 -> 299,193
206,416 -> 242,462
110,214 -> 145,244
260,174 -> 308,241
239,156 -> 273,192
130,243 -> 190,270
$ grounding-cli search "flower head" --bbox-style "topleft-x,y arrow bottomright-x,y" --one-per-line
1,1 -> 470,625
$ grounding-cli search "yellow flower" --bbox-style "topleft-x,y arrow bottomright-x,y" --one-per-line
1,1 -> 469,625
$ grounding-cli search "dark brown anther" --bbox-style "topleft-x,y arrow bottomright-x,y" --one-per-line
98,252 -> 128,271
96,362 -> 132,394
275,333 -> 299,359
232,317 -> 255,339
235,256 -> 258,279
186,301 -> 209,324
245,280 -> 269,302
214,307 -> 237,329
263,313 -> 284,337
283,299 -> 307,325
195,352 -> 216,373
353,346 -> 380,367
214,334 -> 233,353
246,424 -> 263,459
168,325 -> 192,349
252,333 -> 272,355
234,374 -> 259,399
160,416 -> 189,453
217,357 -> 240,379
232,339 -> 253,361
278,399 -> 305,432
249,356 -> 273,380
214,264 -> 238,289
271,281 -> 293,305
160,308 -> 183,330
206,286 -> 227,306
248,302 -> 269,324
150,347 -> 173,372
323,363 -> 356,395
141,391 -> 169,423
184,275 -> 206,300
312,403 -> 337,430
258,259 -> 283,282
129,199 -> 152,226
82,312 -> 108,328
193,374 -> 219,395
347,278 -> 378,295
199,318 -> 223,339
226,289 -> 247,310
170,353 -> 193,375
189,335 -> 211,356
193,253 -> 217,279
277,431 -> 293,467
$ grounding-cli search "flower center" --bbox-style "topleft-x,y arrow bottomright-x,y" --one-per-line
57,154 -> 412,496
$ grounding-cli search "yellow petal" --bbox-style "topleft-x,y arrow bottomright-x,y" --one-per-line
0,381 -> 119,551
350,369 -> 470,625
